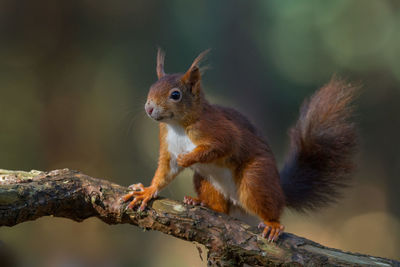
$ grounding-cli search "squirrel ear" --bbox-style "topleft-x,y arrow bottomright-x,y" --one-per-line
182,65 -> 201,88
156,48 -> 166,79
181,49 -> 210,92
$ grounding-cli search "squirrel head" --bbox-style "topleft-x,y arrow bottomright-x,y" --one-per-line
145,48 -> 209,126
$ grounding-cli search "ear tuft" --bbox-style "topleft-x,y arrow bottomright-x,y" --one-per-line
156,47 -> 166,79
182,49 -> 211,88
189,49 -> 210,71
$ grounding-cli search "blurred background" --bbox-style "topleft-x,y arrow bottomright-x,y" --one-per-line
0,0 -> 399,266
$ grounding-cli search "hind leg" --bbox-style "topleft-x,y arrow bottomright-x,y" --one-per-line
184,172 -> 230,214
238,158 -> 286,241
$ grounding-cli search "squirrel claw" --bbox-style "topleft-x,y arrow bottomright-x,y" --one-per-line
122,184 -> 157,211
121,192 -> 135,203
258,222 -> 266,229
128,183 -> 144,192
261,221 -> 284,242
183,196 -> 204,206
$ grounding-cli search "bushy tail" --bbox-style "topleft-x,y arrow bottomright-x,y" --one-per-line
280,77 -> 358,212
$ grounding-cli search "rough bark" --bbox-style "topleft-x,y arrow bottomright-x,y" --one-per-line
0,168 -> 398,267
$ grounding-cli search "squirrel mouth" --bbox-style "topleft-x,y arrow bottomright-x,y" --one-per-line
154,113 -> 174,121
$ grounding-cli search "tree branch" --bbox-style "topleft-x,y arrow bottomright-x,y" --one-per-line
0,168 -> 397,266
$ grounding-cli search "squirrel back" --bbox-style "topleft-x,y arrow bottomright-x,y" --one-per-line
280,77 -> 358,211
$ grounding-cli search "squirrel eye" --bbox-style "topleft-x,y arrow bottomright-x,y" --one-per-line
169,90 -> 181,101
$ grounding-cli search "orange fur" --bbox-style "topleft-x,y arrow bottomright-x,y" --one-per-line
122,49 -> 286,240
193,172 -> 230,213
123,50 -> 358,242
150,124 -> 177,189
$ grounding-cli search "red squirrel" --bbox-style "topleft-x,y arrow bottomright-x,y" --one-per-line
122,49 -> 357,242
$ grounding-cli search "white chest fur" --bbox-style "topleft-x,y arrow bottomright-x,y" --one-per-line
166,124 -> 196,158
165,124 -> 238,204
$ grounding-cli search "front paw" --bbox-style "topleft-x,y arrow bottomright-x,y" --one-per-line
177,153 -> 195,167
122,185 -> 158,211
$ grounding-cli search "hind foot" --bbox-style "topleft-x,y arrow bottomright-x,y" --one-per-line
183,196 -> 205,206
258,221 -> 285,242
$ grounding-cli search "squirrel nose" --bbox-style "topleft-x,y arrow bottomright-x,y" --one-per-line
146,106 -> 154,115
